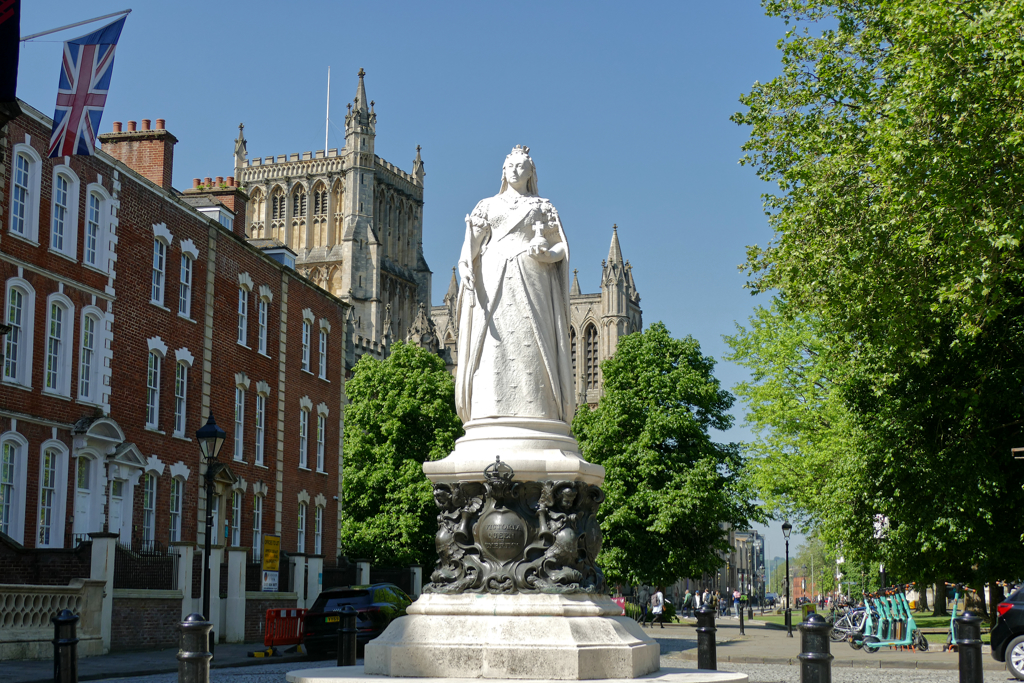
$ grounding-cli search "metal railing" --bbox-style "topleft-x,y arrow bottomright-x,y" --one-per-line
112,542 -> 178,590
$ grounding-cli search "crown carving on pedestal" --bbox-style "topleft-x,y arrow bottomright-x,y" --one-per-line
484,455 -> 514,483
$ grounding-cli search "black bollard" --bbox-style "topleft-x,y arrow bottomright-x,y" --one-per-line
695,606 -> 717,671
51,609 -> 79,683
337,605 -> 358,666
177,613 -> 212,683
738,601 -> 745,635
797,612 -> 833,683
954,612 -> 983,683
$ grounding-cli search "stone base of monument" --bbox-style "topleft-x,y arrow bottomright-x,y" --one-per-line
362,594 -> 657,680
285,666 -> 748,683
424,417 -> 604,485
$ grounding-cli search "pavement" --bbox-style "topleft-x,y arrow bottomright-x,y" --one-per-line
0,615 -> 1006,683
648,615 -> 1005,671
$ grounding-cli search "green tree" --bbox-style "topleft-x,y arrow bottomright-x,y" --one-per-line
731,0 -> 1024,594
573,322 -> 758,587
340,342 -> 464,567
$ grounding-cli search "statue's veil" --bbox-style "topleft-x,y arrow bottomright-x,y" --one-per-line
498,147 -> 539,196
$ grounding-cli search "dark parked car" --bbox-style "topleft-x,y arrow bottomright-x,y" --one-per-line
991,587 -> 1024,680
302,583 -> 412,658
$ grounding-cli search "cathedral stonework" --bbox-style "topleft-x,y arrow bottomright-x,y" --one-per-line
234,70 -> 432,370
432,225 -> 641,405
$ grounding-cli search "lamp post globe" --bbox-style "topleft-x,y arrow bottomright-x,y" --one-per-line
196,414 -> 226,655
782,521 -> 793,637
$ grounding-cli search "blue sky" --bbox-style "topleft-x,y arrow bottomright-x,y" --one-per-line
16,0 -> 805,553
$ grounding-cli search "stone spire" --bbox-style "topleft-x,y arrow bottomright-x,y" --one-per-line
571,268 -> 581,296
406,303 -> 440,354
444,267 -> 459,304
607,224 -> 623,265
233,123 -> 247,172
354,67 -> 368,113
413,145 -> 425,186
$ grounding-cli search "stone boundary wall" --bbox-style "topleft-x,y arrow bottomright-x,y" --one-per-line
245,592 -> 298,643
0,579 -> 104,660
110,589 -> 183,651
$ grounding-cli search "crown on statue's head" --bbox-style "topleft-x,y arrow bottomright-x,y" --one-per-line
508,144 -> 531,158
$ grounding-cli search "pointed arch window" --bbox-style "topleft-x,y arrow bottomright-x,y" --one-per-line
584,324 -> 599,391
570,327 -> 578,387
293,189 -> 307,217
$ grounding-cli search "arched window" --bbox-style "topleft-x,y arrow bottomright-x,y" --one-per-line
50,167 -> 80,257
298,405 -> 309,469
44,294 -> 73,396
314,505 -> 323,555
4,278 -> 36,387
146,350 -> 163,428
37,442 -> 68,548
569,326 -> 578,387
79,308 -> 103,403
231,489 -> 242,547
584,324 -> 599,391
297,502 -> 307,553
234,373 -> 249,461
9,144 -> 41,242
252,493 -> 264,560
141,472 -> 157,544
0,432 -> 28,543
292,189 -> 307,217
168,476 -> 183,542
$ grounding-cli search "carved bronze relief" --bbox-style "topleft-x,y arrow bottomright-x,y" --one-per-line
426,457 -> 605,595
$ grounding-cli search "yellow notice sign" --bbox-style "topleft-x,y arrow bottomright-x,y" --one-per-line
262,535 -> 281,572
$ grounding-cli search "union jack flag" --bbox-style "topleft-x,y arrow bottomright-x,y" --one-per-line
48,16 -> 126,158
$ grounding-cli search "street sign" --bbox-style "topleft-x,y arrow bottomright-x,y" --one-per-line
262,534 -> 281,572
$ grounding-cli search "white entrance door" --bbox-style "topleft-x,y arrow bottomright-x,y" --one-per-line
109,479 -> 124,544
73,457 -> 93,540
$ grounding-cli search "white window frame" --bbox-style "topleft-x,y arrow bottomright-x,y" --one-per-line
78,306 -> 104,405
174,361 -> 188,436
178,255 -> 193,318
43,293 -> 74,397
142,473 -> 157,543
84,184 -> 110,271
9,144 -> 41,242
50,166 -> 80,258
255,391 -> 266,466
36,441 -> 68,548
151,239 -> 167,305
297,502 -> 306,554
234,386 -> 245,461
301,321 -> 311,371
231,489 -> 242,547
314,505 -> 323,555
298,408 -> 309,469
146,350 -> 162,429
0,432 -> 28,544
318,329 -> 327,378
169,477 -> 183,542
257,299 -> 268,354
316,413 -> 325,473
4,278 -> 36,388
237,287 -> 249,345
252,494 -> 263,560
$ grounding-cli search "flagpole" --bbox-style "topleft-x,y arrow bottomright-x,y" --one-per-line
20,9 -> 131,42
325,67 -> 330,152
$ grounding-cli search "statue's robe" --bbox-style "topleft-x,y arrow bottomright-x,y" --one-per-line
455,194 -> 574,424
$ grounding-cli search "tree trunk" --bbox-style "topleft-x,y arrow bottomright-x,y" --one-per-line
932,582 -> 949,617
989,581 -> 1005,624
917,584 -> 929,612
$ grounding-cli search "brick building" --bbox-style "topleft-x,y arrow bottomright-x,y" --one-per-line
0,101 -> 347,651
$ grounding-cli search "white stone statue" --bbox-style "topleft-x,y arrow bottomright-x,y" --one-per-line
455,145 -> 575,424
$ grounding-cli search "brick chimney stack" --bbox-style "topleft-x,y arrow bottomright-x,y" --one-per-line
98,119 -> 178,191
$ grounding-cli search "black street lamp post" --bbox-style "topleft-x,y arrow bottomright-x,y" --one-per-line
782,521 -> 793,638
196,414 -> 226,656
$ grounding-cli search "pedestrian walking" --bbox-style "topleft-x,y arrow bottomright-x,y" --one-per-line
702,588 -> 710,611
683,589 -> 693,618
733,589 -> 741,617
651,586 -> 666,628
638,585 -> 651,627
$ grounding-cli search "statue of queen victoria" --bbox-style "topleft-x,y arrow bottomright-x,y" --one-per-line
455,146 -> 575,425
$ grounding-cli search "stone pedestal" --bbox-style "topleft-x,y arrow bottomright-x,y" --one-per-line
287,667 -> 747,683
365,594 -> 659,680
